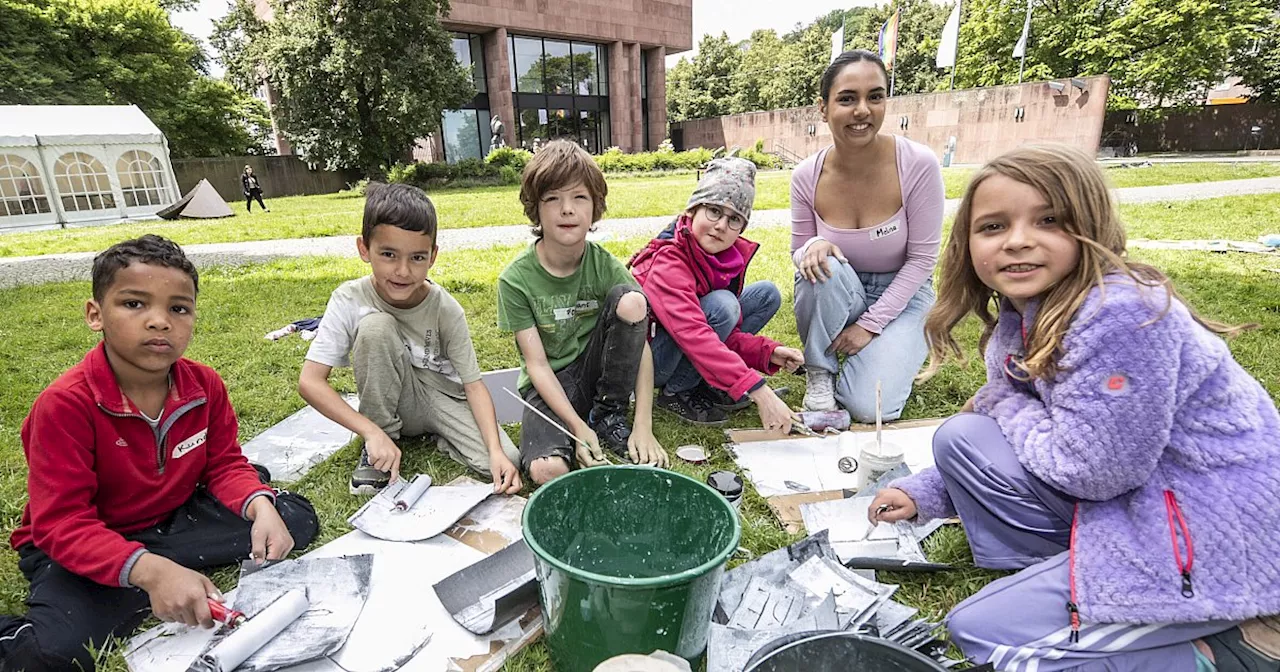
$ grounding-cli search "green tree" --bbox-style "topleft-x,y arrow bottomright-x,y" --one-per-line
0,0 -> 269,157
687,33 -> 744,119
953,0 -> 1269,107
732,29 -> 785,113
214,0 -> 474,177
666,56 -> 696,122
1237,13 -> 1280,104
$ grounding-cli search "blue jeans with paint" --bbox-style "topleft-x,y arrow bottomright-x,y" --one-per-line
792,256 -> 933,423
650,281 -> 782,394
934,413 -> 1236,672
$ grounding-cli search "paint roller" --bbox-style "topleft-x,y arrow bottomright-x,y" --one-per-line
186,589 -> 309,672
388,474 -> 433,512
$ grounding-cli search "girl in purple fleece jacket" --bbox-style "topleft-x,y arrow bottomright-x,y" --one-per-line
873,144 -> 1280,672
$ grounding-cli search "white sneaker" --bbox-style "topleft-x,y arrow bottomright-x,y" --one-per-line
804,369 -> 837,411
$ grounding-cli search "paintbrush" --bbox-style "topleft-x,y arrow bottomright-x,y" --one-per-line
875,379 -> 883,457
860,503 -> 892,541
502,388 -> 612,465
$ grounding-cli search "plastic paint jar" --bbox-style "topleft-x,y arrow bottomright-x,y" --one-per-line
706,471 -> 744,512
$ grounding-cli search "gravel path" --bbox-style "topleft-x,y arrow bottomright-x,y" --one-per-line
4,176 -> 1279,289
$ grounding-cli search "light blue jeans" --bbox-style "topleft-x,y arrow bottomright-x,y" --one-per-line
651,281 -> 782,394
793,256 -> 933,423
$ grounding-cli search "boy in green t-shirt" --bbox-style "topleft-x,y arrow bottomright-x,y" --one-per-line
497,141 -> 668,485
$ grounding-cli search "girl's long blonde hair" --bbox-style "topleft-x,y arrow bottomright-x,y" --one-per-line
921,143 -> 1248,381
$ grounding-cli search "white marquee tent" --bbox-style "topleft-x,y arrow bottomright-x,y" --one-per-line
0,105 -> 181,232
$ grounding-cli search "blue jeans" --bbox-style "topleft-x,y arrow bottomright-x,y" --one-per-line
651,281 -> 782,394
792,256 -> 933,423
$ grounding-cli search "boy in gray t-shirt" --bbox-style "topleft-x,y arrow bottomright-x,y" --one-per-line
299,184 -> 521,494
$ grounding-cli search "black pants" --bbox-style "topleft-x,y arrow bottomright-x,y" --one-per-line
518,284 -> 647,471
246,188 -> 266,212
0,489 -> 318,672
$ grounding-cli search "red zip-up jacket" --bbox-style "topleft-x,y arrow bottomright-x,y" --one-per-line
10,342 -> 274,587
629,217 -> 782,400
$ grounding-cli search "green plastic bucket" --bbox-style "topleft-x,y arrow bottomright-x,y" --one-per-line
522,465 -> 742,671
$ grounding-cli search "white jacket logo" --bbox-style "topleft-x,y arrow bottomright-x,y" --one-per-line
172,429 -> 207,459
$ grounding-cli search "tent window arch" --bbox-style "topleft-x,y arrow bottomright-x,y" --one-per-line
118,150 -> 166,207
55,152 -> 116,212
0,155 -> 51,216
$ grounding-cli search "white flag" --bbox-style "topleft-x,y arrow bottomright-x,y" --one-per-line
936,2 -> 961,68
831,25 -> 845,63
1012,0 -> 1032,58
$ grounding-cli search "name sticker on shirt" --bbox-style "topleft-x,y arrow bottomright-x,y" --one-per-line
553,300 -> 599,321
870,221 -> 901,241
172,428 -> 207,459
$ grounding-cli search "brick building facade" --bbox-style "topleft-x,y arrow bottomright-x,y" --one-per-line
258,0 -> 692,160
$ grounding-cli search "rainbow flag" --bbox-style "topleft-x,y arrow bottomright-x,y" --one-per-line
878,9 -> 900,70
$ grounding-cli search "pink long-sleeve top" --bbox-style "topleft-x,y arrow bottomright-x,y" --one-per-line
789,135 -> 945,333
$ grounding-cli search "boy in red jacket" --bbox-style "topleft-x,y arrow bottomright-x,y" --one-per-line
629,158 -> 804,429
0,235 -> 319,672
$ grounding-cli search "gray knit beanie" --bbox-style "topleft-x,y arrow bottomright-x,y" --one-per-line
687,158 -> 757,223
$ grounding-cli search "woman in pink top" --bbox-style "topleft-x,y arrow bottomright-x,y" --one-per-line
791,50 -> 945,422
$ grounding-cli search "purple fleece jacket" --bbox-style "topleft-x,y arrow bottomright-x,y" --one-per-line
894,277 -> 1280,624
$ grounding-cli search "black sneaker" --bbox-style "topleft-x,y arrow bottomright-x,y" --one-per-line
589,409 -> 633,458
657,386 -> 729,426
350,447 -> 391,495
704,385 -> 791,412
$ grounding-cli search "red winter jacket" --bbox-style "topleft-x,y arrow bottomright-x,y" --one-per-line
10,342 -> 274,587
629,217 -> 781,400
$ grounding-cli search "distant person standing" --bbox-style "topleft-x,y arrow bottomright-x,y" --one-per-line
242,165 -> 269,213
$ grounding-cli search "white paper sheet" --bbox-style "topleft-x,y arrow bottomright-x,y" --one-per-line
347,483 -> 492,542
800,495 -> 897,543
330,535 -> 487,672
731,423 -> 940,498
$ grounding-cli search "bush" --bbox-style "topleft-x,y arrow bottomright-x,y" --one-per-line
387,158 -> 500,188
499,165 -> 520,185
738,148 -> 780,170
486,147 -> 533,171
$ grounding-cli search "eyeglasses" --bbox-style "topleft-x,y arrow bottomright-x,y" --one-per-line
703,205 -> 747,231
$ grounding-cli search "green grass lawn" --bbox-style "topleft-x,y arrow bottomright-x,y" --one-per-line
3,162 -> 1279,258
2,217 -> 1279,670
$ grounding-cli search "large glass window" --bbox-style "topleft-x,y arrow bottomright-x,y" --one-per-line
571,42 -> 597,95
545,40 -> 573,95
54,152 -> 115,212
578,110 -> 599,154
508,35 -> 611,153
512,36 -> 544,93
519,109 -> 548,149
546,108 -> 575,141
442,110 -> 483,162
0,154 -> 51,216
451,33 -> 486,92
599,46 -> 610,97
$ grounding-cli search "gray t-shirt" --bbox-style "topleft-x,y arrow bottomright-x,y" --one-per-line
306,276 -> 481,396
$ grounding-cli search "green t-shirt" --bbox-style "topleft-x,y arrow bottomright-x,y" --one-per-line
497,241 -> 637,391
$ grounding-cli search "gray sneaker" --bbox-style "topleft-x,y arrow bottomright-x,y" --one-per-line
350,447 -> 390,495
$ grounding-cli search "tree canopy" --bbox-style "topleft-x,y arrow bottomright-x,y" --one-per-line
0,0 -> 271,157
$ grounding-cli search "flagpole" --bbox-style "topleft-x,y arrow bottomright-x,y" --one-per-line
890,6 -> 899,96
1017,0 -> 1031,83
950,0 -> 961,90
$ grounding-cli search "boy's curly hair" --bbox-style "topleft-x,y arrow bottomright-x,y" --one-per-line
519,140 -> 608,238
91,234 -> 198,301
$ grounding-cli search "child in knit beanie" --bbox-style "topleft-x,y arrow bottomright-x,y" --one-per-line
628,158 -> 804,429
